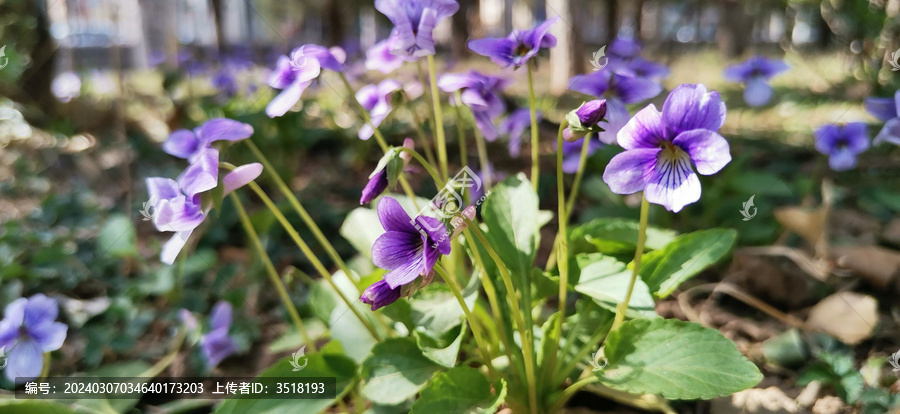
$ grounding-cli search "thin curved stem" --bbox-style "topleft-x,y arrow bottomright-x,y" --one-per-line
433,263 -> 495,376
426,55 -> 449,179
242,182 -> 381,340
230,193 -> 315,349
465,219 -> 539,414
527,64 -> 540,193
611,195 -> 650,331
544,120 -> 570,383
398,147 -> 444,188
548,376 -> 600,413
545,132 -> 593,271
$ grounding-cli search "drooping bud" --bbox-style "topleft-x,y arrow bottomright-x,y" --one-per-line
564,99 -> 608,142
360,140 -> 414,204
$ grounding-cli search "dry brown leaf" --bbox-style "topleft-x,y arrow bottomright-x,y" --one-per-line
710,387 -> 800,413
806,292 -> 878,345
832,245 -> 900,288
774,206 -> 827,250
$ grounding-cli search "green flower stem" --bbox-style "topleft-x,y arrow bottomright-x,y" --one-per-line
417,60 -> 439,147
426,54 -> 449,179
548,376 -> 600,413
139,328 -> 187,378
407,105 -> 438,168
610,194 -> 650,331
242,181 -> 382,340
544,132 -> 593,272
554,324 -> 607,386
456,94 -> 492,191
244,141 -> 357,283
453,105 -> 469,192
527,64 -> 540,193
230,193 -> 316,350
398,147 -> 444,188
464,219 -> 539,414
433,263 -> 496,376
543,120 -> 570,383
38,353 -> 50,381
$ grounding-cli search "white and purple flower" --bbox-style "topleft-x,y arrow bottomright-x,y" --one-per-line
0,294 -> 67,382
723,56 -> 788,107
356,79 -> 402,140
374,0 -> 460,58
163,118 -> 254,162
814,123 -> 870,171
602,84 -> 731,213
266,44 -> 346,118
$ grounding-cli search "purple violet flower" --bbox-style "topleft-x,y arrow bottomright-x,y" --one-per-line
147,148 -> 263,264
370,197 -> 451,289
468,18 -> 559,68
0,294 -> 67,382
200,301 -> 238,368
568,70 -> 660,144
266,44 -> 345,118
374,0 -> 460,58
814,123 -> 870,171
864,90 -> 900,146
562,136 -> 603,174
438,71 -> 509,140
366,37 -> 412,74
608,37 -> 642,61
163,118 -> 254,162
361,139 -> 415,204
501,108 -> 541,158
361,280 -> 403,311
723,56 -> 788,107
357,79 -> 402,140
602,84 -> 731,213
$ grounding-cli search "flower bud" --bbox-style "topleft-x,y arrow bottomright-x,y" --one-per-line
564,99 -> 608,142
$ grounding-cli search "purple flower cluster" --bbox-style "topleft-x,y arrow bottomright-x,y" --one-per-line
468,18 -> 559,68
266,45 -> 346,118
603,84 -> 731,212
438,71 -> 509,140
148,118 -> 263,264
723,56 -> 788,107
374,0 -> 459,58
361,197 -> 451,310
0,294 -> 67,382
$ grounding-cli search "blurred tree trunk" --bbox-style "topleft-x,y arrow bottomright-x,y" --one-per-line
716,0 -> 751,58
548,0 -> 572,94
210,0 -> 226,53
569,0 -> 586,75
20,0 -> 55,116
452,0 -> 479,59
634,0 -> 645,34
606,0 -> 619,41
325,0 -> 345,47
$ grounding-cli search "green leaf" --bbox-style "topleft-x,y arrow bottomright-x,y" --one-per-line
481,175 -> 541,278
339,208 -> 383,260
574,255 -> 656,319
414,322 -> 466,368
215,341 -> 357,414
569,218 -> 677,256
97,214 -> 137,258
410,280 -> 477,336
361,338 -> 442,406
410,367 -> 506,414
599,318 -> 762,399
638,229 -> 737,299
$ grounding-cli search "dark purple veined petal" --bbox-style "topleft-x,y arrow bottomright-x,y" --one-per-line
372,231 -> 422,270
644,151 -> 702,213
163,129 -> 201,159
202,328 -> 237,368
208,301 -> 232,331
672,129 -> 731,175
416,216 -> 451,255
612,73 -> 663,105
661,84 -> 726,135
195,118 -> 254,144
383,250 -> 427,288
22,294 -> 57,328
377,197 -> 419,233
568,71 -> 611,98
360,279 -> 402,310
223,163 -> 263,195
160,230 -> 194,265
4,339 -> 43,382
617,104 -> 667,149
602,147 -> 660,195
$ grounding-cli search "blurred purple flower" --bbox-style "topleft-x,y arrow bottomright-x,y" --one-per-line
212,70 -> 238,97
266,44 -> 345,117
0,294 -> 67,382
468,18 -> 559,67
366,37 -> 412,74
438,71 -> 509,140
864,90 -> 900,146
357,79 -> 402,140
163,118 -> 254,162
147,148 -> 263,264
375,0 -> 459,58
469,164 -> 506,201
562,136 -> 603,174
608,37 -> 642,60
371,197 -> 451,289
201,301 -> 238,368
814,123 -> 869,171
603,84 -> 731,212
501,108 -> 541,157
723,56 -> 788,107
